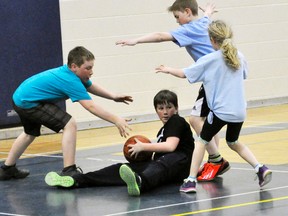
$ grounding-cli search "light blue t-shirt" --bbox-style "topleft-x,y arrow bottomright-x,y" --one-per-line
13,65 -> 92,109
170,16 -> 214,61
183,50 -> 248,122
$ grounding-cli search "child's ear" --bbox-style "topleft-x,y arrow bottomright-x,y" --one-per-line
185,8 -> 192,16
69,63 -> 78,72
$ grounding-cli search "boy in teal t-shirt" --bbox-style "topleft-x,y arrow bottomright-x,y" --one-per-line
0,46 -> 133,181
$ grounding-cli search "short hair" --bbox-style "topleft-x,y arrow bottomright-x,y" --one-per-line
67,46 -> 95,67
153,89 -> 178,110
168,0 -> 198,16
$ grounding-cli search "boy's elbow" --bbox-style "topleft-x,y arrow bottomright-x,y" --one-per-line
156,32 -> 172,42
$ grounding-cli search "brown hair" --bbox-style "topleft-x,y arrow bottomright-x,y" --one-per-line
153,89 -> 178,110
168,0 -> 198,16
67,46 -> 95,67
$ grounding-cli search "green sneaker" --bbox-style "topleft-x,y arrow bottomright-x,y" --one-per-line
119,165 -> 141,196
45,172 -> 75,188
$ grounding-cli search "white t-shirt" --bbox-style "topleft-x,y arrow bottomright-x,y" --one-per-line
183,50 -> 248,122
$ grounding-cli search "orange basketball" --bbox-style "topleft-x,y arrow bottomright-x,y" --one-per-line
123,135 -> 153,162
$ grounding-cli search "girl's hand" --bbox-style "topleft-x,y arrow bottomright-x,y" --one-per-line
116,39 -> 138,46
155,65 -> 170,74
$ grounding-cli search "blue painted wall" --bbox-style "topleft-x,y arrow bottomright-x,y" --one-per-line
0,0 -> 64,128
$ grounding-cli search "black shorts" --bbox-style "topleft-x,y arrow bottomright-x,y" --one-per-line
191,84 -> 210,117
200,113 -> 243,144
13,101 -> 72,137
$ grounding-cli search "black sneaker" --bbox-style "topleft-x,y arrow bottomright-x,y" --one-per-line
60,164 -> 83,177
0,166 -> 30,180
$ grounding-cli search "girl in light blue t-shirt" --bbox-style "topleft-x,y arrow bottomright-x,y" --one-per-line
155,20 -> 272,193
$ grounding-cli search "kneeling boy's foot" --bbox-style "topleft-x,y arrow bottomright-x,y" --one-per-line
119,164 -> 141,196
60,164 -> 83,177
45,172 -> 75,188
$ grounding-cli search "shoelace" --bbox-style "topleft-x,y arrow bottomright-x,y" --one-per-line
76,166 -> 83,173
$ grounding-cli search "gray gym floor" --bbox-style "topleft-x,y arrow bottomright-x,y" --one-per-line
1,104 -> 288,216
0,143 -> 287,216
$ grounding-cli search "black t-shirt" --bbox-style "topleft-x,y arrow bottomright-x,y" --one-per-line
155,114 -> 195,160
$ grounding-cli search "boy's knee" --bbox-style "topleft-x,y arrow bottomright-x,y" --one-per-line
65,117 -> 77,129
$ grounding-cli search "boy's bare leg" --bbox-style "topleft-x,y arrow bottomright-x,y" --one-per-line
5,132 -> 35,166
61,118 -> 77,167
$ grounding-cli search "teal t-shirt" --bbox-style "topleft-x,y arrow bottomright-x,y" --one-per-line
13,65 -> 92,109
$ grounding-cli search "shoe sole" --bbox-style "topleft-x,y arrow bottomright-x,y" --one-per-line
260,170 -> 272,187
45,172 -> 74,188
179,188 -> 197,193
119,165 -> 140,196
218,164 -> 231,175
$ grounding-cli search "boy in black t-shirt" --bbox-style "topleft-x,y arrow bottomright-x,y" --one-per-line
45,89 -> 195,196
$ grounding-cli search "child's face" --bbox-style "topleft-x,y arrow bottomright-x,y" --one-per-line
173,9 -> 191,25
72,60 -> 94,82
156,102 -> 178,124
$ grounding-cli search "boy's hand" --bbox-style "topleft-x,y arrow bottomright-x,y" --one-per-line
199,3 -> 217,18
116,39 -> 138,46
113,95 -> 133,104
115,118 -> 131,138
128,138 -> 144,158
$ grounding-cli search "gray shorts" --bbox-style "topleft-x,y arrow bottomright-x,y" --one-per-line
13,102 -> 72,137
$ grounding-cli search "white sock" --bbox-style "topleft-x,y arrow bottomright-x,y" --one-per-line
254,164 -> 263,173
187,176 -> 197,182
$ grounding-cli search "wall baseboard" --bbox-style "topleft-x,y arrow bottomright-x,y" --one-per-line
1,97 -> 287,140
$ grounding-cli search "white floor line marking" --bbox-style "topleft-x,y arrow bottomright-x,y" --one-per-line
231,167 -> 288,173
86,157 -> 126,163
104,185 -> 288,216
0,213 -> 29,216
0,152 -> 62,158
86,158 -> 103,161
85,157 -> 288,173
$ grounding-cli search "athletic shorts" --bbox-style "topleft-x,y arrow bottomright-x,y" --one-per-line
12,101 -> 72,137
200,112 -> 243,144
190,84 -> 210,117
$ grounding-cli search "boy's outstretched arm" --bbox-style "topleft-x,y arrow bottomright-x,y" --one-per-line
79,99 -> 131,138
87,84 -> 133,105
116,32 -> 173,46
155,65 -> 186,78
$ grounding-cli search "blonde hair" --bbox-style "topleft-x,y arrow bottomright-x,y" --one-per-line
208,20 -> 240,70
